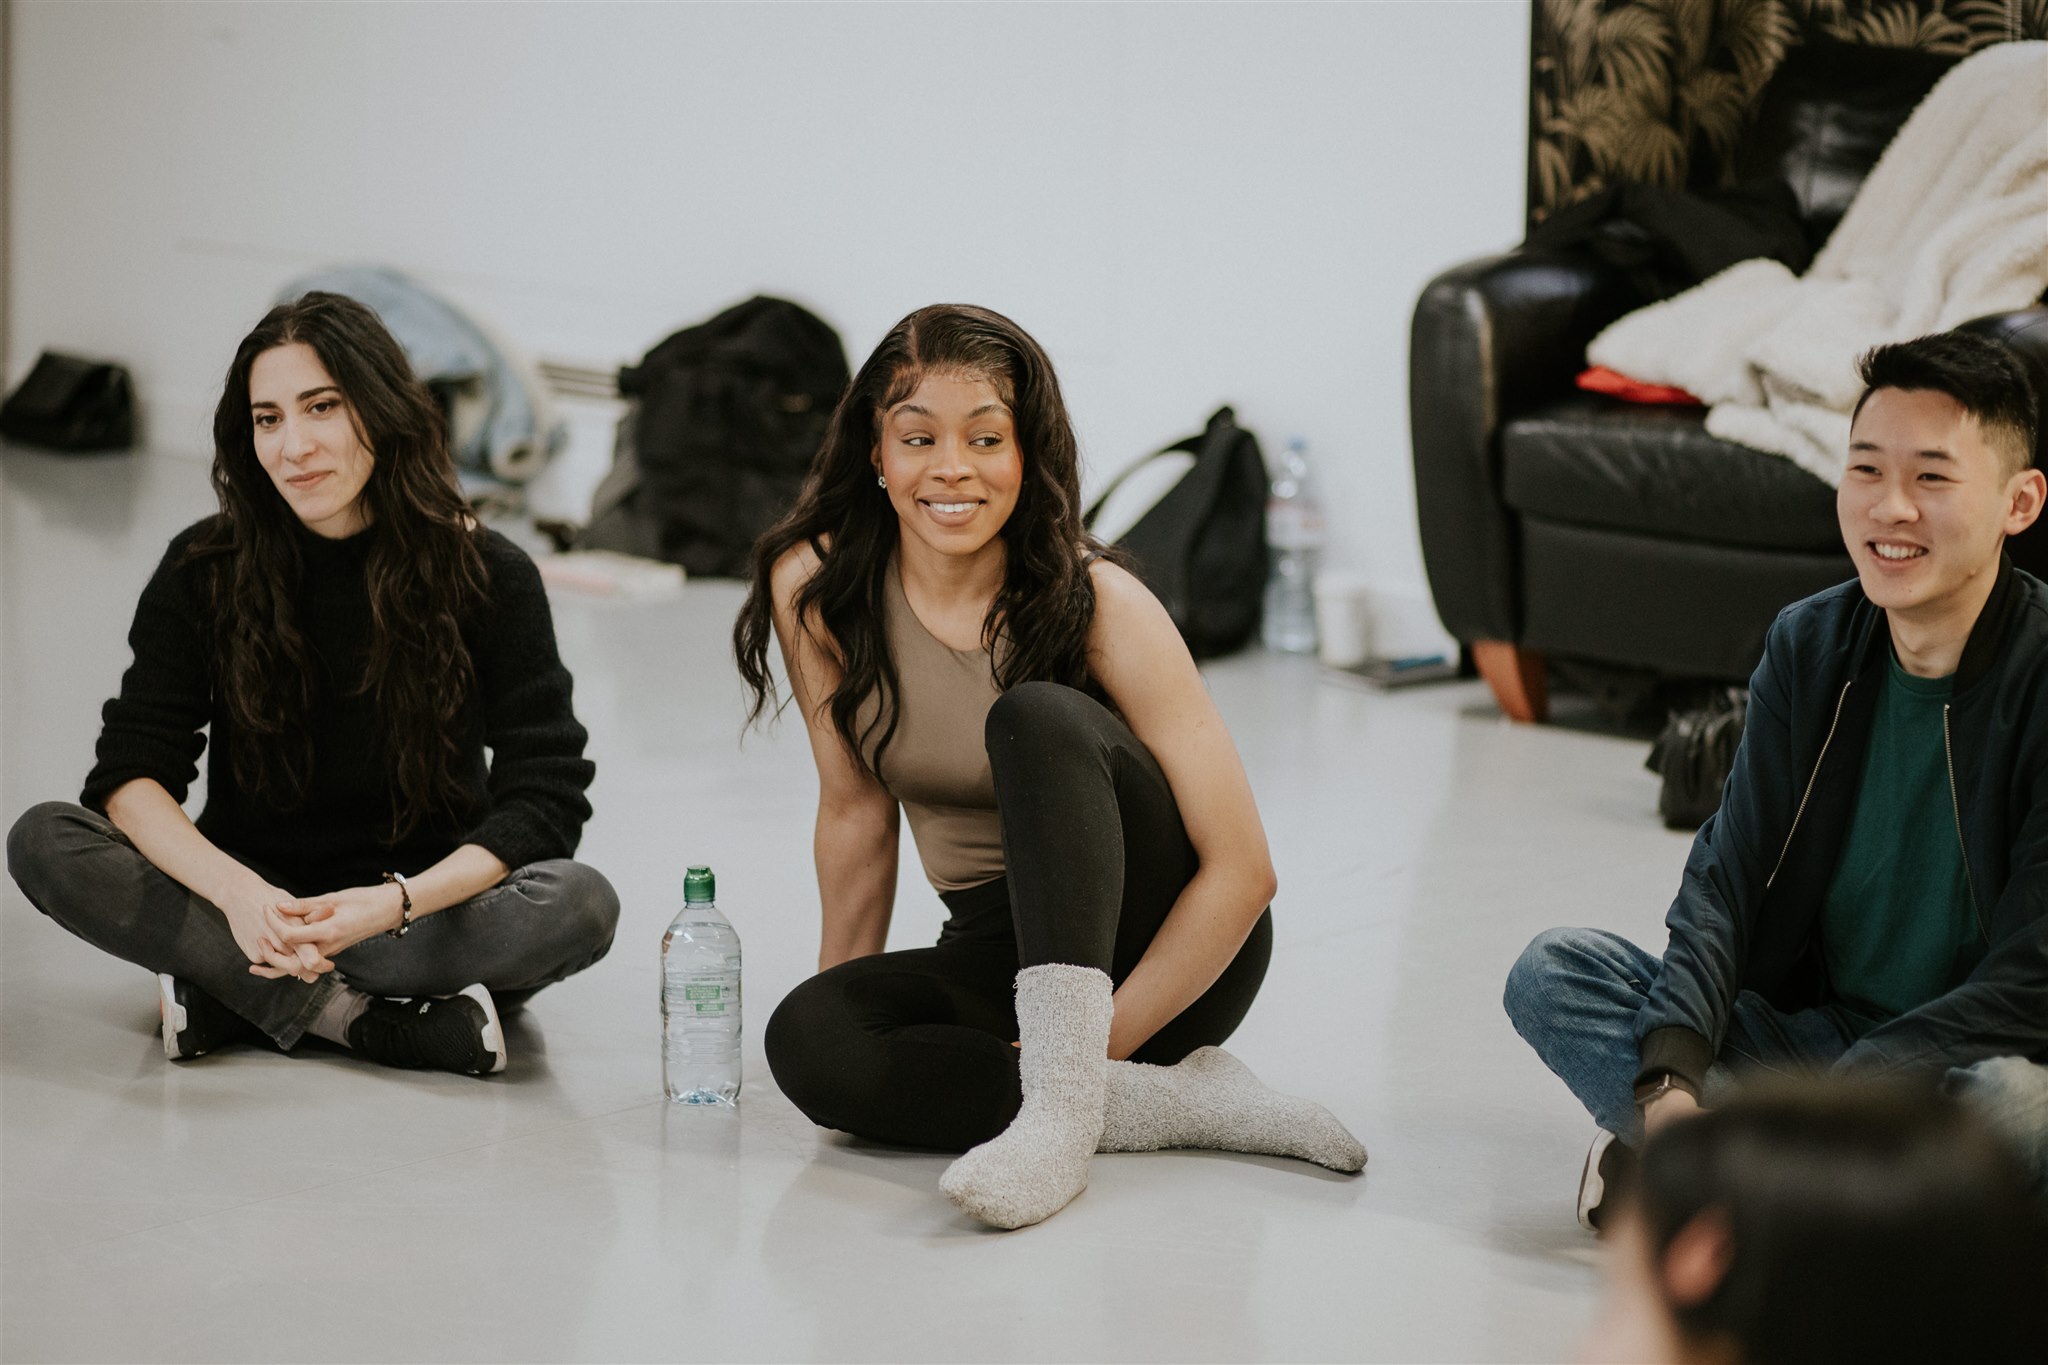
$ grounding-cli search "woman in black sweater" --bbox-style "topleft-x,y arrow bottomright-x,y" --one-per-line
6,292 -> 616,1076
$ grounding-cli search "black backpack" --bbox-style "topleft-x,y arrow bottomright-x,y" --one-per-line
583,296 -> 849,576
1085,407 -> 1269,659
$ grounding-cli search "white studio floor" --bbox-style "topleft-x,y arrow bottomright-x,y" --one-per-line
0,445 -> 1695,1364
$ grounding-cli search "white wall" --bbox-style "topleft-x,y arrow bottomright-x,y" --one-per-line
8,0 -> 1527,648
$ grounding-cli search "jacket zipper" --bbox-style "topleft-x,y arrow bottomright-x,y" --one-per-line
1768,680 -> 1852,890
1942,704 -> 1989,941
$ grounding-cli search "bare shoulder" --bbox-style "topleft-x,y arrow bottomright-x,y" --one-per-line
1086,557 -> 1191,682
1088,557 -> 1173,632
770,538 -> 827,609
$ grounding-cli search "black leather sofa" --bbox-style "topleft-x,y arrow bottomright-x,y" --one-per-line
1410,39 -> 2048,722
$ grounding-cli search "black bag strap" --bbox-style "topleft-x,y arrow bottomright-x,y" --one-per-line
1087,407 -> 1256,619
1085,406 -> 1248,541
1085,441 -> 1191,528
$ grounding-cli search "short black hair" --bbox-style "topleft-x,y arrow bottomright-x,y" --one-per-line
1632,1080 -> 2047,1365
1851,331 -> 2039,478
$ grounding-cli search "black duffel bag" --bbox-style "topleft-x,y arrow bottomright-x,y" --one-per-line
1085,406 -> 1269,659
1,351 -> 136,452
1646,687 -> 1748,830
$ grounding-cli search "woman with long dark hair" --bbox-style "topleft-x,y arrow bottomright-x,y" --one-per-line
7,292 -> 617,1076
736,303 -> 1364,1228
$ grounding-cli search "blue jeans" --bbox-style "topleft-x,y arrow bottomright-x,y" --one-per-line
1504,926 -> 2048,1185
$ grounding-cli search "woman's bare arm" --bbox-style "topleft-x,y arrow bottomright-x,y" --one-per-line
1085,562 -> 1278,1060
770,545 -> 903,971
274,843 -> 512,966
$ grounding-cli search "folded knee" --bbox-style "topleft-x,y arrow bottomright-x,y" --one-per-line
7,802 -> 98,902
765,978 -> 855,1122
521,860 -> 620,951
1948,1055 -> 2048,1106
562,863 -> 621,943
985,681 -> 1096,757
1504,926 -> 1595,1027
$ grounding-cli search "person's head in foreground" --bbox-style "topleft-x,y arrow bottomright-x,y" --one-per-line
1840,331 -> 2042,648
1581,1082 -> 2047,1365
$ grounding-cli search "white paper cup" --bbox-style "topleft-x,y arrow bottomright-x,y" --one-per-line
1314,572 -> 1373,668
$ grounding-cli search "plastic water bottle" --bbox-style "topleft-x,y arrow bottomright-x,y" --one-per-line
661,865 -> 741,1105
1262,437 -> 1324,654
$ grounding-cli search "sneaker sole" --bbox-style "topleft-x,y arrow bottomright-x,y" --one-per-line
459,984 -> 508,1075
158,973 -> 192,1061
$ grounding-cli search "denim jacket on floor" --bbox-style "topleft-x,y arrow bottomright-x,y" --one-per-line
279,266 -> 565,483
1637,555 -> 2048,1094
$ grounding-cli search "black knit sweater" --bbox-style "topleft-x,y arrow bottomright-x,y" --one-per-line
81,517 -> 595,897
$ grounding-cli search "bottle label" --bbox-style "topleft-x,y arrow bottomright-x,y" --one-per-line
1267,503 -> 1325,551
681,981 -> 735,1014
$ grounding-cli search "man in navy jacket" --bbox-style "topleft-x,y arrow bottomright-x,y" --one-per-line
1506,332 -> 2048,1228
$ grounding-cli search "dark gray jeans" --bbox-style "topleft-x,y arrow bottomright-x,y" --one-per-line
7,802 -> 620,1048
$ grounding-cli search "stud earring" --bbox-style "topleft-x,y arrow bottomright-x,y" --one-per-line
877,474 -> 888,489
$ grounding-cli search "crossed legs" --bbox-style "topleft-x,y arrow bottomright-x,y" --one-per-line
8,802 -> 619,1052
769,683 -> 1363,1227
1505,925 -> 2048,1187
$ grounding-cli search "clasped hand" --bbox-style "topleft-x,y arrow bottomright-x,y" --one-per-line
224,881 -> 403,983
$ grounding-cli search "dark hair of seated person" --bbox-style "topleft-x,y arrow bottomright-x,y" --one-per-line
1622,1081 -> 2046,1365
1853,329 -> 2040,478
731,302 -> 1116,776
191,290 -> 488,838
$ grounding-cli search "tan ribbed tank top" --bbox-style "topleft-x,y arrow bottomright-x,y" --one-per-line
859,558 -> 1006,892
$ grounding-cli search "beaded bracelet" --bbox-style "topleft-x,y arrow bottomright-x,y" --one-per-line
381,870 -> 414,938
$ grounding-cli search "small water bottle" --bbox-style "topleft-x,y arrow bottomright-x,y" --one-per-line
1262,437 -> 1324,654
661,865 -> 742,1105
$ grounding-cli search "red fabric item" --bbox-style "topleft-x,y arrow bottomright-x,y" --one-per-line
1577,365 -> 1704,407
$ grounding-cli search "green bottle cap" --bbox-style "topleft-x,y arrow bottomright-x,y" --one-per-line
684,865 -> 715,904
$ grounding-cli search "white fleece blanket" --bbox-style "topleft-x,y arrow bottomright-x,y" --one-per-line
1586,41 -> 2048,485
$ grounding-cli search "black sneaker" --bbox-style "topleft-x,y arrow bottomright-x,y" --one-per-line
346,984 -> 507,1076
158,973 -> 257,1060
1576,1128 -> 1637,1233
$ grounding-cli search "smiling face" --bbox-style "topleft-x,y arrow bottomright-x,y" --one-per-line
1837,386 -> 2042,629
873,371 -> 1024,567
248,341 -> 376,539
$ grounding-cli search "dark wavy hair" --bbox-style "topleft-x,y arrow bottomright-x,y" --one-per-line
188,291 -> 488,839
733,303 -> 1113,774
1632,1080 -> 2047,1365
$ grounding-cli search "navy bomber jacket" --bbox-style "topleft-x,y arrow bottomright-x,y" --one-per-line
1637,555 -> 2048,1094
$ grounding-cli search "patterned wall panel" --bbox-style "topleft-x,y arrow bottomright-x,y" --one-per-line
1528,0 -> 2046,227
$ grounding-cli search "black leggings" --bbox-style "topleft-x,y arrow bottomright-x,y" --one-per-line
765,681 -> 1273,1151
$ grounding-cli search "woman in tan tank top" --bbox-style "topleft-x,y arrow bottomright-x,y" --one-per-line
735,304 -> 1364,1228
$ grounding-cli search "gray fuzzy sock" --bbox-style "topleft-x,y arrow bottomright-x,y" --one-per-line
1100,1046 -> 1367,1172
939,963 -> 1113,1230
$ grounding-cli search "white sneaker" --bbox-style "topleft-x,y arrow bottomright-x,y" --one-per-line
1576,1128 -> 1623,1232
157,973 -> 256,1060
